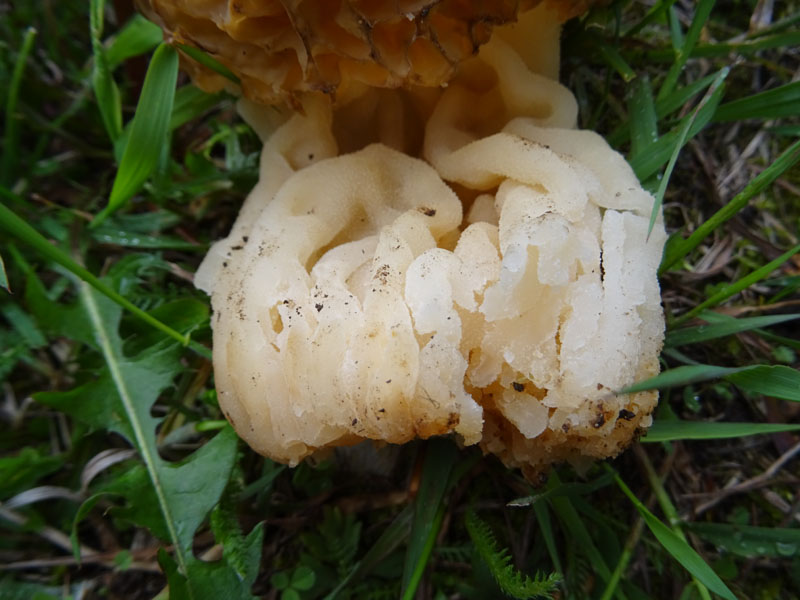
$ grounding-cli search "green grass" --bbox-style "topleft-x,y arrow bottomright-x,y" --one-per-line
1,1 -> 799,599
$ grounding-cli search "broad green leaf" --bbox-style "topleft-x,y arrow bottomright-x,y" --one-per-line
401,438 -> 459,599
70,494 -> 105,560
643,420 -> 800,442
106,14 -> 163,68
666,313 -> 800,346
122,298 -> 209,355
102,463 -> 170,540
661,139 -> 800,273
34,332 -> 181,436
686,523 -> 800,558
611,472 -> 737,600
159,524 -> 262,600
90,0 -> 123,142
0,447 -> 62,501
1,301 -> 46,348
24,272 -> 96,349
36,284 -> 236,582
714,81 -> 800,122
291,566 -> 316,591
93,43 -> 179,227
160,426 -> 239,551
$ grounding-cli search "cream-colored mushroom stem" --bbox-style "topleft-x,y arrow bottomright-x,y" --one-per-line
195,8 -> 666,477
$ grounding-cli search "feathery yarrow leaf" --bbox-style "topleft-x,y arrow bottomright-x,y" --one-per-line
465,508 -> 560,599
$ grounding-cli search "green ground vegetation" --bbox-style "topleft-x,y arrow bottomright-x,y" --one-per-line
1,0 -> 799,598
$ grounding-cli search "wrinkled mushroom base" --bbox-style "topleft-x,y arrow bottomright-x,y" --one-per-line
195,9 -> 666,478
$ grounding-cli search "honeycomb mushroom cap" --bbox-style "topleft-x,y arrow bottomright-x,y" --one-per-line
137,0 -> 593,104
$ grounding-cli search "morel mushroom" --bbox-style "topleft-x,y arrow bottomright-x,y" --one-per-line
136,0 -> 591,104
152,0 -> 669,479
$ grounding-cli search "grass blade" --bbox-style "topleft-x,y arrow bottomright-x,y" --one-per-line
532,501 -> 563,585
643,420 -> 800,442
170,86 -> 228,131
106,14 -> 163,69
0,192 -> 206,355
608,71 -> 718,148
657,0 -> 717,101
657,72 -> 721,118
621,365 -> 742,394
667,6 -> 684,51
401,439 -> 459,599
401,503 -> 446,600
547,474 -> 615,588
714,81 -> 800,122
623,0 -> 678,37
0,253 -> 8,292
647,68 -> 728,236
661,139 -> 800,273
628,76 -> 659,158
92,43 -> 178,227
675,243 -> 800,324
175,43 -> 240,84
325,505 -> 413,600
686,523 -> 800,558
624,362 -> 800,401
2,27 -> 37,186
666,313 -> 800,346
609,468 -> 737,600
630,68 -> 727,182
726,365 -> 800,401
90,0 -> 122,143
644,31 -> 800,61
597,42 -> 637,83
